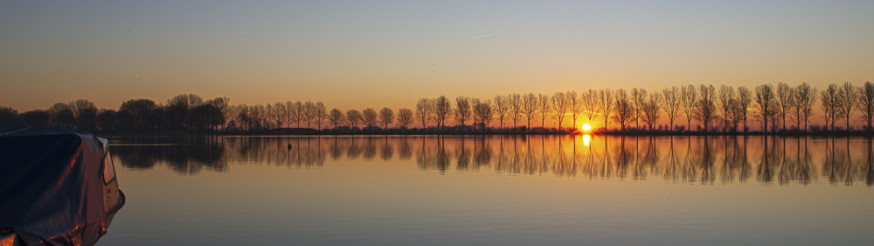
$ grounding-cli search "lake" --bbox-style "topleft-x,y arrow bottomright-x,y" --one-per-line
98,135 -> 874,245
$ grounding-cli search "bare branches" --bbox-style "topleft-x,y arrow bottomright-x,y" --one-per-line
681,85 -> 698,131
416,98 -> 434,129
613,89 -> 633,131
597,89 -> 614,130
839,82 -> 858,131
642,93 -> 662,131
755,84 -> 777,132
857,81 -> 874,131
696,84 -> 716,132
493,95 -> 508,130
398,108 -> 413,129
551,92 -> 570,130
662,86 -> 681,132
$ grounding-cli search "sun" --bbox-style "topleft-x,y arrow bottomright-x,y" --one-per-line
581,123 -> 592,132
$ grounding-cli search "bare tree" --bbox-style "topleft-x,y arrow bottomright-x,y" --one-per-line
680,85 -> 699,131
597,89 -> 614,130
537,94 -> 551,129
582,89 -> 598,125
454,97 -> 471,129
473,99 -> 493,131
398,108 -> 413,129
363,108 -> 378,128
328,108 -> 345,129
613,89 -> 633,131
776,82 -> 793,131
379,107 -> 394,130
642,93 -> 662,131
795,82 -> 817,131
567,91 -> 581,130
857,81 -> 874,131
717,85 -> 736,132
509,93 -> 523,129
551,92 -> 570,130
313,102 -> 326,130
839,82 -> 858,131
662,87 -> 681,132
755,84 -> 777,132
821,84 -> 840,131
696,84 -> 716,132
493,95 -> 508,130
737,86 -> 753,132
416,98 -> 434,129
435,96 -> 451,131
522,93 -> 538,130
632,88 -> 647,130
291,101 -> 304,128
346,109 -> 362,129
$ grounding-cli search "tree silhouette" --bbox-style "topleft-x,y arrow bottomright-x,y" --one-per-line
379,107 -> 394,130
473,99 -> 493,131
582,89 -> 598,126
119,99 -> 157,131
777,82 -> 794,131
537,94 -> 551,129
551,92 -> 569,130
717,85 -> 736,132
363,108 -> 378,128
857,81 -> 874,131
493,95 -> 508,130
397,108 -> 413,129
838,82 -> 857,131
416,98 -> 433,129
642,93 -> 662,131
613,89 -> 633,132
821,84 -> 840,131
509,93 -> 523,129
21,110 -> 50,127
454,97 -> 471,130
328,108 -> 345,129
696,84 -> 716,133
681,85 -> 698,131
568,91 -> 582,130
346,109 -> 362,129
737,86 -> 753,132
662,86 -> 681,132
0,106 -> 20,126
435,96 -> 451,131
756,84 -> 777,132
166,94 -> 203,130
522,93 -> 537,131
597,89 -> 614,131
97,110 -> 116,132
632,88 -> 647,130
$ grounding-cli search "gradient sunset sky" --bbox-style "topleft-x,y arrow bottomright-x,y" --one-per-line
2,0 -> 872,111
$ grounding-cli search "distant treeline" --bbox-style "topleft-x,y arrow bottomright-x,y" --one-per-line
1,81 -> 873,134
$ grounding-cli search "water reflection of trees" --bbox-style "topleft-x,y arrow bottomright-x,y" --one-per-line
111,135 -> 874,185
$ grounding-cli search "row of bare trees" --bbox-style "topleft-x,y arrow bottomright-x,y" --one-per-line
3,81 -> 874,133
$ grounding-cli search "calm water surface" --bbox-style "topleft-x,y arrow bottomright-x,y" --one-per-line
99,135 -> 874,245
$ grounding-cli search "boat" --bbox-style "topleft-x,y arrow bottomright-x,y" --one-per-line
0,126 -> 125,246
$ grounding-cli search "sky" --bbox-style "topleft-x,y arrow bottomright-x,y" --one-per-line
1,0 -> 873,111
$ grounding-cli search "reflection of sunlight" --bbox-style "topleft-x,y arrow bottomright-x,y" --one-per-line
583,134 -> 590,147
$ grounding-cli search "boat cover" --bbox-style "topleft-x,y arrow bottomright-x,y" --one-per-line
0,126 -> 113,246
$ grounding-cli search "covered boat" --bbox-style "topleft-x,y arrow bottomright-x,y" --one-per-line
0,126 -> 124,246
